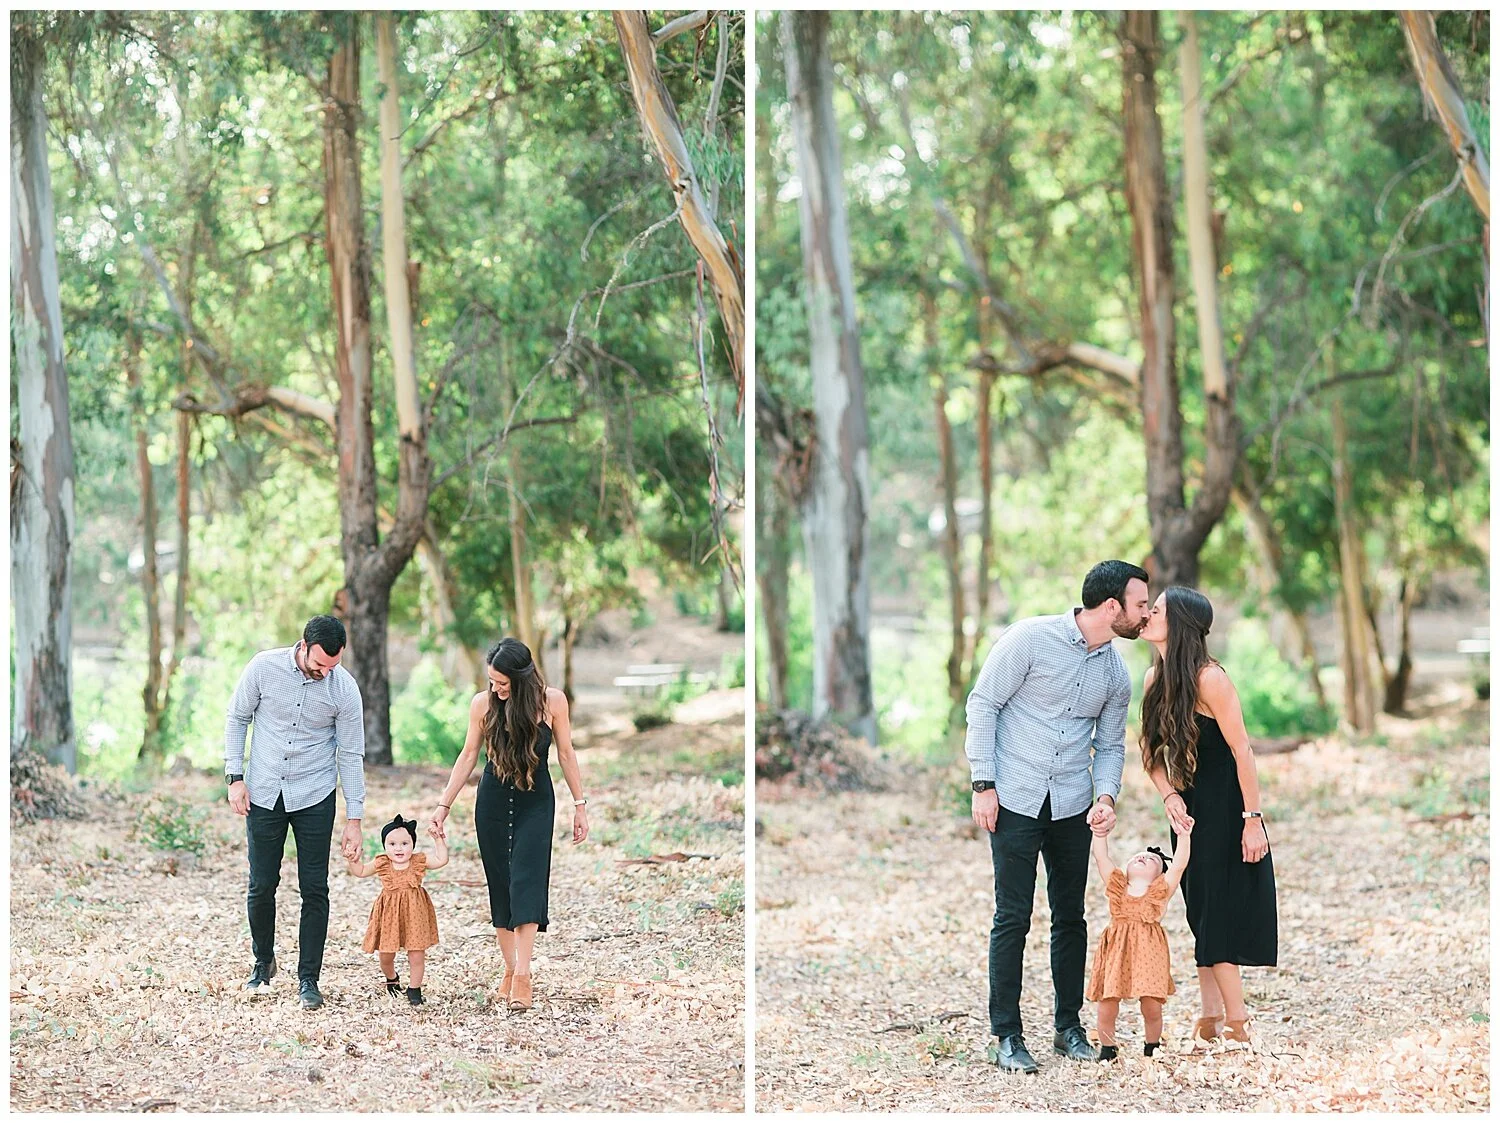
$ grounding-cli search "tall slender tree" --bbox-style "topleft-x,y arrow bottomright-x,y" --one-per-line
782,10 -> 876,743
11,21 -> 78,773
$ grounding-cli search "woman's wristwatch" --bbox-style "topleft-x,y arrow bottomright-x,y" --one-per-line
1241,810 -> 1264,820
573,797 -> 588,807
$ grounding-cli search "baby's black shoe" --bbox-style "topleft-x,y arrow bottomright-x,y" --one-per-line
1144,1041 -> 1162,1057
1098,1044 -> 1119,1061
384,975 -> 402,997
407,986 -> 425,1006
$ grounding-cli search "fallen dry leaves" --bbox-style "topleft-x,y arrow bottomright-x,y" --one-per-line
755,700 -> 1490,1112
11,715 -> 745,1112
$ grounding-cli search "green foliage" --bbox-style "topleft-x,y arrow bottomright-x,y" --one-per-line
1220,619 -> 1336,739
391,658 -> 472,766
135,795 -> 208,855
714,879 -> 745,917
43,12 -> 745,779
756,11 -> 1488,731
630,704 -> 674,733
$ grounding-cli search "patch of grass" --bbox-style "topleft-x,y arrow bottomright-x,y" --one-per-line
852,1048 -> 894,1069
134,795 -> 208,855
714,880 -> 745,917
631,704 -> 674,732
1393,765 -> 1488,819
452,1058 -> 534,1091
915,1031 -> 966,1063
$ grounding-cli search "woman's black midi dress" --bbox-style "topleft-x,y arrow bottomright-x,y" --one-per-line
1173,713 -> 1278,968
475,721 -> 555,931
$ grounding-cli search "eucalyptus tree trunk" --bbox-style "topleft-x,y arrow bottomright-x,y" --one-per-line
415,528 -> 483,690
500,356 -> 540,669
924,293 -> 966,717
1383,571 -> 1418,715
1232,485 -> 1327,708
11,30 -> 78,773
165,338 -> 193,700
782,10 -> 876,743
1331,395 -> 1379,733
129,335 -> 166,757
756,465 -> 793,711
1122,10 -> 1238,590
613,10 -> 745,401
322,19 -> 433,765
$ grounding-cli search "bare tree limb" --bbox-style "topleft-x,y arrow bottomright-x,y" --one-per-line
652,10 -> 711,45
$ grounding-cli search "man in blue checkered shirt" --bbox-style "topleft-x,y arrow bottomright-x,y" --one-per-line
965,560 -> 1150,1072
225,614 -> 366,1011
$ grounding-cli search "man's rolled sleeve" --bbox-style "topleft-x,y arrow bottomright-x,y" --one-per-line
335,682 -> 367,820
963,628 -> 1031,783
1091,670 -> 1129,803
224,658 -> 260,776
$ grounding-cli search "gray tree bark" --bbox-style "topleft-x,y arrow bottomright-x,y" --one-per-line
782,11 -> 876,743
11,31 -> 78,773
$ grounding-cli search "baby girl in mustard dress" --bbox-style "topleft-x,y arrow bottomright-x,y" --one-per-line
347,814 -> 447,1005
1085,820 -> 1192,1059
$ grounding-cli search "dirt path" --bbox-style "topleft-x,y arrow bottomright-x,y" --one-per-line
755,700 -> 1489,1111
11,712 -> 745,1112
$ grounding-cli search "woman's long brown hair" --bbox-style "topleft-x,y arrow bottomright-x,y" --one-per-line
1139,586 -> 1218,791
483,638 -> 547,790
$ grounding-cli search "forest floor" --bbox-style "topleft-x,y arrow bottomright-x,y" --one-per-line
755,690 -> 1490,1112
11,696 -> 746,1112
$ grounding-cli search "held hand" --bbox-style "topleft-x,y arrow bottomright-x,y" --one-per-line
572,805 -> 589,844
427,821 -> 444,842
1242,819 -> 1269,863
971,788 -> 999,834
341,821 -> 363,862
1087,801 -> 1116,836
1163,792 -> 1193,835
430,805 -> 449,840
227,781 -> 250,817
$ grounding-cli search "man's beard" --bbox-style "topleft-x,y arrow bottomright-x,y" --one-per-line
1112,618 -> 1146,640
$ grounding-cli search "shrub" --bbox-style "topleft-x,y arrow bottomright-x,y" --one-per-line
392,658 -> 472,765
136,795 -> 207,855
1221,618 -> 1336,739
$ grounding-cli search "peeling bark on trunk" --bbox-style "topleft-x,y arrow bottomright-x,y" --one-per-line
1122,10 -> 1239,590
970,345 -> 996,680
925,293 -> 966,716
1400,11 -> 1490,221
129,335 -> 165,758
11,33 -> 77,774
613,11 -> 745,404
783,10 -> 876,743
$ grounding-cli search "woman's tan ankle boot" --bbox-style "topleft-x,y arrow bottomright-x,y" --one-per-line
499,968 -> 515,1002
1223,1018 -> 1251,1044
1193,1016 -> 1224,1044
508,973 -> 532,1012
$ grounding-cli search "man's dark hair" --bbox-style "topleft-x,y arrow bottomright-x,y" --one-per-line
1081,560 -> 1150,610
303,614 -> 347,656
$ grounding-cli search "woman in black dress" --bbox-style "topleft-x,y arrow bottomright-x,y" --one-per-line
1139,588 -> 1276,1047
431,639 -> 589,1012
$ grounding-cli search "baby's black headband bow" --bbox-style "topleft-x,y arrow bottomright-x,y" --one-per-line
1146,845 -> 1172,870
381,815 -> 418,843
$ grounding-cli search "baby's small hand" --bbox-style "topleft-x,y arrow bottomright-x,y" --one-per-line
1178,816 -> 1194,835
427,822 -> 443,839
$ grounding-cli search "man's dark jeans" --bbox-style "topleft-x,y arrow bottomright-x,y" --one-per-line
987,794 -> 1092,1040
247,789 -> 336,983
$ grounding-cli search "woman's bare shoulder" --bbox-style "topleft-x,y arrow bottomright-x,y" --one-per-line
469,691 -> 489,714
544,685 -> 569,712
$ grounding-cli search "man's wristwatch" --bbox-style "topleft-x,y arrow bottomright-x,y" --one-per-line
972,780 -> 996,793
225,773 -> 243,786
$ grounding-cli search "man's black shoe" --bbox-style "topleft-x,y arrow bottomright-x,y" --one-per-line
1053,1026 -> 1099,1061
245,959 -> 277,996
298,979 -> 324,1011
993,1034 -> 1039,1073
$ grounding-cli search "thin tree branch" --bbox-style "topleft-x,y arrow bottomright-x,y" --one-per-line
653,10 -> 711,46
